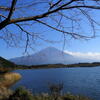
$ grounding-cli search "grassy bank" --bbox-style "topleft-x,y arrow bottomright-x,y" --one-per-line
0,86 -> 91,100
0,72 -> 21,88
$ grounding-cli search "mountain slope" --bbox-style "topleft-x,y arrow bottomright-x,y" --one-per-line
0,57 -> 16,72
0,57 -> 16,68
10,47 -> 77,65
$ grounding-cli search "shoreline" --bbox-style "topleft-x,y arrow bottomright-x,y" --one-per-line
0,72 -> 21,88
1,62 -> 100,73
16,62 -> 100,70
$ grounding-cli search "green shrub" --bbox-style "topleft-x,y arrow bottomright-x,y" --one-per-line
8,87 -> 33,100
62,93 -> 91,100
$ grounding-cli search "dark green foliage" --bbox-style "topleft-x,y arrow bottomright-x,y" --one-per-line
67,62 -> 100,67
62,93 -> 91,100
8,87 -> 33,100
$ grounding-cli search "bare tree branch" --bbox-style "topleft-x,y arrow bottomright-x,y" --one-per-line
0,0 -> 100,50
35,19 -> 94,39
8,0 -> 75,24
62,5 -> 100,10
0,6 -> 11,11
0,0 -> 17,29
49,0 -> 62,10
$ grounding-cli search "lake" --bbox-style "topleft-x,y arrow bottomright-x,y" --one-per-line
12,67 -> 100,100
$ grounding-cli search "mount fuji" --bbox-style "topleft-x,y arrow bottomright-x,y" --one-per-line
10,47 -> 84,65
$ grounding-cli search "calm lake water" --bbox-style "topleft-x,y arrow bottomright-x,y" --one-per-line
12,67 -> 100,100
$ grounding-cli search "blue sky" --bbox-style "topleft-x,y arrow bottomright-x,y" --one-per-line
1,0 -> 100,59
1,34 -> 100,59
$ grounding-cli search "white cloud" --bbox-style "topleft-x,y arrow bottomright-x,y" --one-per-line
64,50 -> 100,61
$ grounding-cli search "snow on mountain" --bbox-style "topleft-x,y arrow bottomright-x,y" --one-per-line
10,47 -> 78,65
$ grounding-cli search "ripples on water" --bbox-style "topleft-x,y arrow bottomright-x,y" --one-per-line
12,67 -> 100,100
